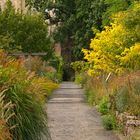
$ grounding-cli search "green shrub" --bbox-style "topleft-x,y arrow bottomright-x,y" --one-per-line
85,89 -> 97,106
71,61 -> 89,73
0,1 -> 53,60
75,72 -> 87,86
97,97 -> 110,115
0,34 -> 20,53
43,72 -> 62,83
75,73 -> 83,84
102,114 -> 116,130
115,87 -> 129,113
49,56 -> 63,82
49,56 -> 63,73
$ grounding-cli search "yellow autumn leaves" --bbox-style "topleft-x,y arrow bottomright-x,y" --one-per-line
82,2 -> 140,76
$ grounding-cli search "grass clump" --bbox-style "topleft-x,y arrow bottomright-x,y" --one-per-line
0,90 -> 13,140
0,51 -> 58,140
97,97 -> 110,115
102,114 -> 116,130
85,89 -> 97,106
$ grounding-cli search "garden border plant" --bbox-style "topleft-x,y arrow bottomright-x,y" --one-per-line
0,51 -> 58,140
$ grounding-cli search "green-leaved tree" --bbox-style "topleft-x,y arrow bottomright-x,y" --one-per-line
0,1 -> 53,60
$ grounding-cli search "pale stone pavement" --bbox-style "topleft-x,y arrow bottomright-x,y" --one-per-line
47,82 -> 120,140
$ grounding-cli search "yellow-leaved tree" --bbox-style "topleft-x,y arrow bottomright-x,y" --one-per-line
83,2 -> 140,76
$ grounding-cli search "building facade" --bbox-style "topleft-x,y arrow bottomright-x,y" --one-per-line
0,0 -> 25,11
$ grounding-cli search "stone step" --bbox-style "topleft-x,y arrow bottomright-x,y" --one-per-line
60,82 -> 81,89
48,98 -> 85,104
50,93 -> 84,99
55,89 -> 83,94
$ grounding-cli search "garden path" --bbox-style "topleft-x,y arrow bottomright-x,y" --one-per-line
47,82 -> 120,140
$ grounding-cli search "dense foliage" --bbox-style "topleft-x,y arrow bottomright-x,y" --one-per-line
0,51 -> 58,140
72,1 -> 140,137
46,0 -> 140,61
83,2 -> 140,75
25,0 -> 48,12
47,0 -> 106,60
0,1 -> 53,60
102,0 -> 133,26
1,0 -> 140,138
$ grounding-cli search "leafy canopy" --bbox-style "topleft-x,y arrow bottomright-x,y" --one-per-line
25,0 -> 48,12
0,1 -> 53,60
83,2 -> 140,75
47,0 -> 106,60
102,0 -> 132,26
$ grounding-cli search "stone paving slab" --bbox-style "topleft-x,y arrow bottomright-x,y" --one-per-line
47,82 -> 120,140
59,82 -> 81,89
